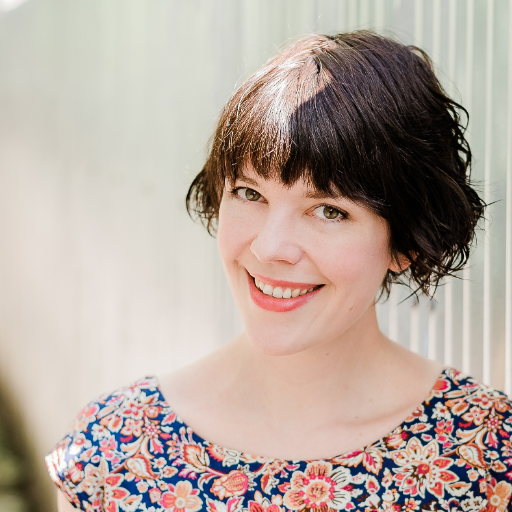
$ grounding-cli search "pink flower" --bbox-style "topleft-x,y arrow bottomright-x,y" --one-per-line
149,487 -> 162,503
103,474 -> 141,512
99,437 -> 117,460
468,392 -> 494,410
121,418 -> 143,437
248,490 -> 282,512
391,438 -> 460,498
159,481 -> 202,512
462,406 -> 489,426
211,470 -> 249,500
74,403 -> 100,431
283,461 -> 352,511
120,399 -> 145,420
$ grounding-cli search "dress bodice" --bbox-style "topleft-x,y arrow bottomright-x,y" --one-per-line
46,367 -> 512,511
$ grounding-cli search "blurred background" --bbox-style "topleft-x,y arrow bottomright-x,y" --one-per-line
0,1 -> 510,511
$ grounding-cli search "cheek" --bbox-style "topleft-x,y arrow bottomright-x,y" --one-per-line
316,228 -> 391,289
217,199 -> 255,264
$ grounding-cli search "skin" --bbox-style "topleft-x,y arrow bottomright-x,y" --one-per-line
57,165 -> 444,511
58,492 -> 76,512
158,166 -> 444,456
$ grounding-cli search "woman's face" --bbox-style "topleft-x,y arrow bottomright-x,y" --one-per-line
217,165 -> 404,356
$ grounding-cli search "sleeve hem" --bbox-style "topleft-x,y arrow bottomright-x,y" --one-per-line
45,452 -> 83,510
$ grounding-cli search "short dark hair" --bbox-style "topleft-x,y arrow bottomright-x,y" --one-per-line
186,30 -> 485,298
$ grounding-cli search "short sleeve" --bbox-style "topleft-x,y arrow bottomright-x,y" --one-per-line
45,397 -> 113,511
485,393 -> 512,512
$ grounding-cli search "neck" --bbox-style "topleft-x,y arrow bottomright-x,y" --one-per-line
223,303 -> 394,424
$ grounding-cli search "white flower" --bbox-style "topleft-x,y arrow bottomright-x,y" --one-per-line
91,423 -> 110,441
432,402 -> 451,420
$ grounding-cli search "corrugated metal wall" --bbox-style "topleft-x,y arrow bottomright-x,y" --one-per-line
0,1 -> 510,510
375,0 -> 511,397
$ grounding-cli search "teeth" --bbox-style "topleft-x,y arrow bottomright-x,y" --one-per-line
253,277 -> 318,299
262,284 -> 273,296
272,287 -> 283,298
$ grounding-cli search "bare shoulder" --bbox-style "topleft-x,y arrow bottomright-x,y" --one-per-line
379,337 -> 446,406
57,491 -> 78,511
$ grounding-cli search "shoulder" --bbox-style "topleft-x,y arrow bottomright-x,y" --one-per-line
427,367 -> 512,472
437,368 -> 512,506
428,366 -> 511,419
45,376 -> 171,511
427,367 -> 512,430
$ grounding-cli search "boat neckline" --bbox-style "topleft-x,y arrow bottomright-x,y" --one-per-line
150,366 -> 453,463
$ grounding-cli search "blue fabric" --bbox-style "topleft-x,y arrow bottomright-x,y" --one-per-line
46,368 -> 512,512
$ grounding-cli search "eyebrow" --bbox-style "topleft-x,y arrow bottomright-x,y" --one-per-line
237,175 -> 342,200
237,175 -> 260,187
303,189 -> 342,200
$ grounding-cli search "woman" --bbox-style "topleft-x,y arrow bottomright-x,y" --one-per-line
47,31 -> 512,512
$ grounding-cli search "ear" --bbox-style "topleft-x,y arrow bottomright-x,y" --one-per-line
388,251 -> 417,273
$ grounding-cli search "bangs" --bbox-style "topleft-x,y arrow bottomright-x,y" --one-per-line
212,35 -> 391,209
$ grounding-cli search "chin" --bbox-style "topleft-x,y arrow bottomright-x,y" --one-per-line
244,323 -> 318,357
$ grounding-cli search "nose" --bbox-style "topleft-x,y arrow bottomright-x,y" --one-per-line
250,211 -> 303,265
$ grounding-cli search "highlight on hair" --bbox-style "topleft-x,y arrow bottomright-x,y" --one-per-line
186,30 -> 485,298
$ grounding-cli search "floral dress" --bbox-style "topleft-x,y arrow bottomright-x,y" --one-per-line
46,367 -> 512,512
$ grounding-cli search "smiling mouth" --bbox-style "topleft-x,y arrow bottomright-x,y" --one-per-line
249,274 -> 324,299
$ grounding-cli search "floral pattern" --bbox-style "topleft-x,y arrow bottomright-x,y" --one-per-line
46,368 -> 512,511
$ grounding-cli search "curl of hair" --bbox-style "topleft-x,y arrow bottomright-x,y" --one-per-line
186,30 -> 485,299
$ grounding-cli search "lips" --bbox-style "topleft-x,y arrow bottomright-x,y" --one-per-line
246,271 -> 324,312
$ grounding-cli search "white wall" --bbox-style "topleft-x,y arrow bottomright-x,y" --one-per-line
0,1 -> 510,511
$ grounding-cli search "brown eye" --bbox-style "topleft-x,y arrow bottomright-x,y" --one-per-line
321,206 -> 340,220
240,188 -> 261,201
312,205 -> 345,221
